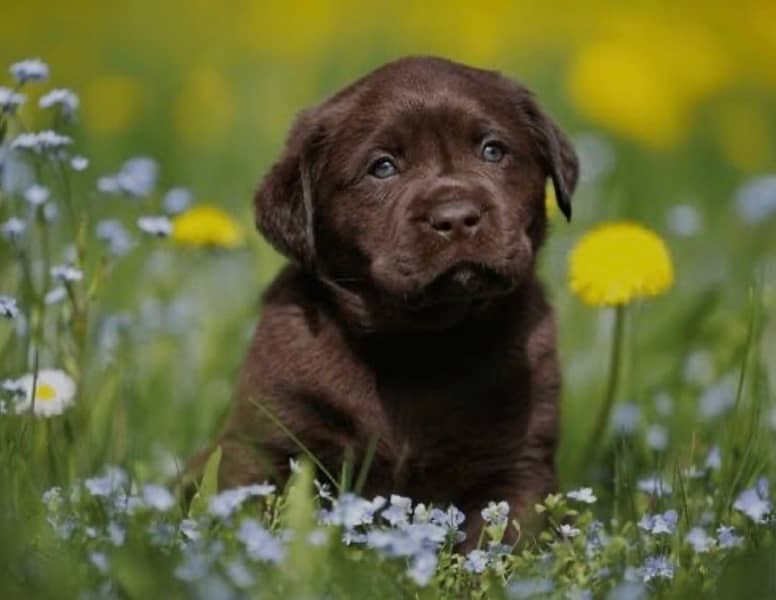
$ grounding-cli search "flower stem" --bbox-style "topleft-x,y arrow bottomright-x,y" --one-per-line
583,305 -> 626,465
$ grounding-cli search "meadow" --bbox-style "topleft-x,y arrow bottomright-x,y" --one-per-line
1,3 -> 775,598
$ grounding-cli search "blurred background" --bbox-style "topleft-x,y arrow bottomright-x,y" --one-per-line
2,0 -> 774,482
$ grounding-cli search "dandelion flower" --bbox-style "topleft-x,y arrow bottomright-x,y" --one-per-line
14,369 -> 76,417
569,221 -> 674,306
171,204 -> 244,248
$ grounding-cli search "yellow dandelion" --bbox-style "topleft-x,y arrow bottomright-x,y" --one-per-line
171,204 -> 244,249
569,221 -> 674,306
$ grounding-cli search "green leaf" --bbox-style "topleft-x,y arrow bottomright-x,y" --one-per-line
188,445 -> 221,517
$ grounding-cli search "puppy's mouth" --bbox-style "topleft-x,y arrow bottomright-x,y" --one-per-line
404,262 -> 515,311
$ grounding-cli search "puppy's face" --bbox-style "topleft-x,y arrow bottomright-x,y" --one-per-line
256,57 -> 578,329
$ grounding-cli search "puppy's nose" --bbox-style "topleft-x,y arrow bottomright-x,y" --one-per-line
429,199 -> 482,237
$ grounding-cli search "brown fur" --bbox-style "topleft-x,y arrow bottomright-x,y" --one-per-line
201,56 -> 578,544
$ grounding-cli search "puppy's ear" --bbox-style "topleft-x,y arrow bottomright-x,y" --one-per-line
521,98 -> 579,222
255,111 -> 324,268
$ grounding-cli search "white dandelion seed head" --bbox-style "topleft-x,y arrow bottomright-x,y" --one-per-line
137,215 -> 172,238
10,59 -> 49,84
0,87 -> 26,113
13,369 -> 76,417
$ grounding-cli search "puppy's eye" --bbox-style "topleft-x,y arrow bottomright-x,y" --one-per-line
369,157 -> 398,179
481,141 -> 505,163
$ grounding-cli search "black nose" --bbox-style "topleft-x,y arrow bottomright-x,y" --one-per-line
429,199 -> 482,237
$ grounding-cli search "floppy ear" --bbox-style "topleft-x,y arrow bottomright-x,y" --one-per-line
255,111 -> 324,269
520,97 -> 579,222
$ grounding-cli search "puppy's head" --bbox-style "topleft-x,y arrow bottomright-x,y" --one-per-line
256,57 -> 578,329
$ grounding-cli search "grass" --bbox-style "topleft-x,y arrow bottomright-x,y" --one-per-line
1,56 -> 775,599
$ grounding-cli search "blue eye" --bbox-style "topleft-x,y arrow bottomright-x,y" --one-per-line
481,141 -> 505,163
370,157 -> 398,178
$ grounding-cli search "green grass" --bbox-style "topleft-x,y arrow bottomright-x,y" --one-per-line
1,55 -> 775,599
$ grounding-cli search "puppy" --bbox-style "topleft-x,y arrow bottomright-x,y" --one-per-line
214,56 -> 578,543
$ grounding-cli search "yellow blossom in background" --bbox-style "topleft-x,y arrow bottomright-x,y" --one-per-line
544,179 -> 559,220
82,75 -> 144,136
171,205 -> 244,249
569,221 -> 674,306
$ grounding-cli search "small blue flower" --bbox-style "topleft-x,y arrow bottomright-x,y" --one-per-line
381,494 -> 412,526
85,466 -> 128,497
237,518 -> 285,563
641,555 -> 674,582
70,155 -> 89,171
96,219 -> 134,257
638,510 -> 678,536
24,184 -> 49,207
9,59 -> 49,84
637,475 -> 672,497
508,578 -> 554,598
0,87 -> 26,113
208,483 -> 276,519
566,487 -> 597,504
733,484 -> 771,524
463,549 -> 488,574
39,89 -> 79,120
164,187 -> 193,214
88,551 -> 110,574
0,295 -> 19,319
646,424 -> 668,451
716,525 -> 743,549
225,558 -> 254,588
98,157 -> 158,198
736,175 -> 776,224
142,483 -> 175,511
51,264 -> 83,283
11,131 -> 72,154
137,215 -> 172,238
705,446 -> 722,471
1,217 -> 26,240
407,551 -> 437,586
685,527 -> 714,553
612,403 -> 640,434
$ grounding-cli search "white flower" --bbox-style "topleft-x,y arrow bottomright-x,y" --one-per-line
686,527 -> 714,553
24,184 -> 50,207
10,59 -> 49,84
705,446 -> 722,471
70,155 -> 89,171
558,524 -> 580,538
1,217 -> 26,240
11,131 -> 72,154
50,264 -> 83,283
0,295 -> 20,319
137,215 -> 172,238
13,369 -> 76,417
566,487 -> 597,504
0,87 -> 26,113
736,175 -> 776,224
39,89 -> 79,119
163,187 -> 192,214
142,484 -> 175,511
646,424 -> 668,451
98,157 -> 158,198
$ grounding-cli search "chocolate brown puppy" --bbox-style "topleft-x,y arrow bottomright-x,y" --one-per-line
215,56 -> 578,542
